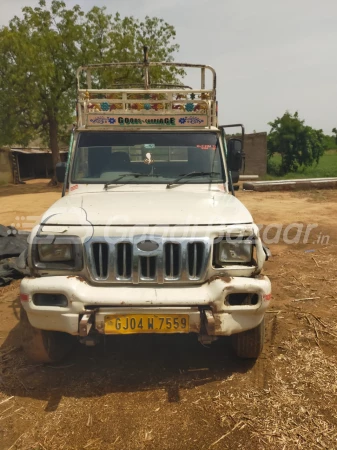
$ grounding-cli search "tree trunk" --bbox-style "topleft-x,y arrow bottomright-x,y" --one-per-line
48,116 -> 61,186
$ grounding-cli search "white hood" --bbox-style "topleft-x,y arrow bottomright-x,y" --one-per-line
41,186 -> 252,226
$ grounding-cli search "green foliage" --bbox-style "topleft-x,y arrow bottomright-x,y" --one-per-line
265,150 -> 337,179
0,1 -> 182,179
267,111 -> 325,175
332,128 -> 337,145
266,157 -> 282,177
323,134 -> 337,150
81,10 -> 184,88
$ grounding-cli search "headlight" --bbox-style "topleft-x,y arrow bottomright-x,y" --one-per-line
32,236 -> 83,271
217,239 -> 253,264
38,243 -> 73,262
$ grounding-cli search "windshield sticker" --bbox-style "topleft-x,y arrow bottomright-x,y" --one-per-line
87,114 -> 208,127
144,144 -> 155,149
196,145 -> 216,150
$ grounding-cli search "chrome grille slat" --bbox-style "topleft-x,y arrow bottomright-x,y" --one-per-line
164,242 -> 181,280
147,257 -> 150,277
170,244 -> 174,277
139,256 -> 156,280
116,242 -> 132,280
99,243 -> 103,277
193,243 -> 197,278
91,242 -> 109,280
123,243 -> 127,278
187,242 -> 204,279
86,237 -> 210,284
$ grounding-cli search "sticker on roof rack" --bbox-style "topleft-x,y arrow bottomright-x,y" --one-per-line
87,114 -> 208,127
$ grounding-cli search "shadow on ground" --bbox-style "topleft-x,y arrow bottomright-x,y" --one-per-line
0,303 -> 256,412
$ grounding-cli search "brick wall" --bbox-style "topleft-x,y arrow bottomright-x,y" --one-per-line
243,132 -> 267,176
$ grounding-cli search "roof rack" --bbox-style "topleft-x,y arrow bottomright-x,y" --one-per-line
76,56 -> 217,130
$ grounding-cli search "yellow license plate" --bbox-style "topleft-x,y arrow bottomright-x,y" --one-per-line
104,314 -> 189,334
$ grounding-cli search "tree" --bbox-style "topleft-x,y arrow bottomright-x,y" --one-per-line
267,112 -> 325,175
332,128 -> 337,145
0,1 -> 183,184
322,133 -> 337,150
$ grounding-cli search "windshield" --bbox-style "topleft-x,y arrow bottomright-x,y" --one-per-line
72,132 -> 225,185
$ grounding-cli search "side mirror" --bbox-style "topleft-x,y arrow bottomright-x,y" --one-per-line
56,162 -> 67,183
227,138 -> 243,172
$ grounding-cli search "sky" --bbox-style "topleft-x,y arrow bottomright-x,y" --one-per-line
1,0 -> 336,134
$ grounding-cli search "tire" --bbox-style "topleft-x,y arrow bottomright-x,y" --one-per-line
20,307 -> 74,363
232,318 -> 265,359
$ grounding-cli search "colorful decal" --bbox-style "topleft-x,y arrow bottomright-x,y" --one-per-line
178,117 -> 205,125
197,145 -> 216,150
100,102 -> 110,111
87,114 -> 208,127
185,103 -> 195,112
86,101 -> 207,113
70,184 -> 79,192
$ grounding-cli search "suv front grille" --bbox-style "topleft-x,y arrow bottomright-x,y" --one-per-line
140,256 -> 156,279
92,242 -> 109,279
164,243 -> 181,279
187,242 -> 204,279
116,243 -> 132,279
86,237 -> 210,284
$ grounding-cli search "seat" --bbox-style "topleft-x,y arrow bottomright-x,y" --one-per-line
109,151 -> 132,171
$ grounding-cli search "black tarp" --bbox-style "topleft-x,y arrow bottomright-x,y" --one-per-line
0,258 -> 26,286
0,226 -> 29,286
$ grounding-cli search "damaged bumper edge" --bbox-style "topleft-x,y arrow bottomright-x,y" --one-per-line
20,275 -> 271,336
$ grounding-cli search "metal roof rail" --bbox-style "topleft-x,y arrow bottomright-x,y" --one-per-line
76,50 -> 217,130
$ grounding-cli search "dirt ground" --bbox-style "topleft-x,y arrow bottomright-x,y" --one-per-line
0,181 -> 337,450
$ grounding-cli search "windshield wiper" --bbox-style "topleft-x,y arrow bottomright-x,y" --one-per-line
104,172 -> 162,190
166,171 -> 221,189
104,173 -> 143,190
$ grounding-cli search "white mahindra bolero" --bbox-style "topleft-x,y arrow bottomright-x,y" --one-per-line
20,60 -> 271,362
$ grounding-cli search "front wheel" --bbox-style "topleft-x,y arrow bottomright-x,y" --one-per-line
232,318 -> 265,359
20,307 -> 74,363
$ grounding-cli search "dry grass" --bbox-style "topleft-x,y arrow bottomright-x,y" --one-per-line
1,194 -> 337,449
2,323 -> 337,449
206,326 -> 337,449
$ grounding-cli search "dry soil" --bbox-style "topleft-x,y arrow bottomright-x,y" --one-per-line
0,181 -> 337,449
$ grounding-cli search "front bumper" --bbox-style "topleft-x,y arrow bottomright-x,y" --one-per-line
20,275 -> 271,336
